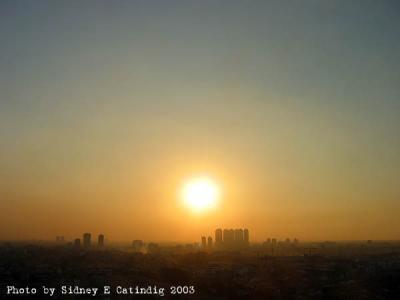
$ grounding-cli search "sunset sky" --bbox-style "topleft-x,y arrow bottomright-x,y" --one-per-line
1,1 -> 399,242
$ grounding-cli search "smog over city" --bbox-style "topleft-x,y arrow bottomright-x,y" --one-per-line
0,1 -> 399,299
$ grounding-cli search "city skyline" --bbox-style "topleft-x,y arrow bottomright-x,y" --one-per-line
1,1 -> 400,242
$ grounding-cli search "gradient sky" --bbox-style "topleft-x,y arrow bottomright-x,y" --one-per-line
1,0 -> 399,242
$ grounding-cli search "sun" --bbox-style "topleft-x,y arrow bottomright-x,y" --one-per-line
181,177 -> 220,213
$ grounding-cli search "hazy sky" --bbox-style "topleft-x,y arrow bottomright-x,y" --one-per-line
1,0 -> 399,242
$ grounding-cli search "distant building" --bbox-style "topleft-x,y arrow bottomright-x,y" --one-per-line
234,229 -> 244,243
132,240 -> 144,252
207,236 -> 213,248
223,229 -> 229,245
83,233 -> 91,248
215,229 -> 223,247
229,229 -> 235,242
98,234 -> 104,247
244,228 -> 249,245
223,229 -> 234,248
201,236 -> 207,249
74,238 -> 81,247
217,228 -> 250,250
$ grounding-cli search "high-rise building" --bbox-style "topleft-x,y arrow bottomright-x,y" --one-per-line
229,229 -> 235,240
201,236 -> 207,249
234,229 -> 244,243
98,234 -> 104,247
244,228 -> 249,245
83,233 -> 91,248
216,228 -> 250,250
74,238 -> 81,247
222,229 -> 235,248
207,236 -> 213,248
215,228 -> 222,247
223,229 -> 229,244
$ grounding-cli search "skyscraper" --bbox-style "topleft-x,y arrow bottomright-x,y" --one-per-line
215,228 -> 222,247
98,234 -> 104,247
244,228 -> 249,245
234,229 -> 244,243
201,236 -> 207,249
83,233 -> 91,248
74,238 -> 81,247
228,229 -> 235,245
216,228 -> 250,250
207,236 -> 213,248
223,229 -> 229,244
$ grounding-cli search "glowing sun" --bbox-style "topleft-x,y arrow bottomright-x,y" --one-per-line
181,177 -> 220,213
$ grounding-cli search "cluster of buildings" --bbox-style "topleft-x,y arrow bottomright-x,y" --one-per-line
262,238 -> 299,248
56,233 -> 105,248
260,238 -> 300,255
131,240 -> 161,254
201,228 -> 250,250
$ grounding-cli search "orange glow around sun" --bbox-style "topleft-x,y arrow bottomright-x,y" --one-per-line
181,176 -> 220,213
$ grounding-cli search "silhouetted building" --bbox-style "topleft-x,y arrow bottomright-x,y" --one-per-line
215,228 -> 222,247
218,228 -> 250,250
223,229 -> 234,248
132,240 -> 144,252
234,229 -> 244,243
83,233 -> 91,248
74,238 -> 81,247
244,228 -> 249,245
207,236 -> 213,248
223,229 -> 229,244
229,229 -> 234,242
98,234 -> 104,247
201,236 -> 207,249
